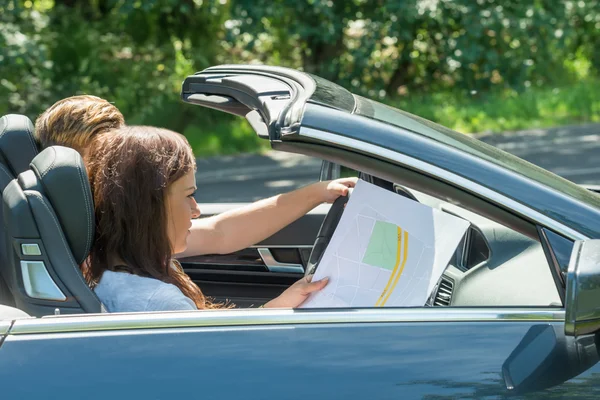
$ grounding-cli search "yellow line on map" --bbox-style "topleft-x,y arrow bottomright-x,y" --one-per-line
379,230 -> 409,307
375,227 -> 404,307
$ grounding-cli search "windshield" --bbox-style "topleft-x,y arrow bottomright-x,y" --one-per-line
354,95 -> 600,211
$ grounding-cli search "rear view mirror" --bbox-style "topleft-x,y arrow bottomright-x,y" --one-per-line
565,240 -> 600,337
502,324 -> 599,394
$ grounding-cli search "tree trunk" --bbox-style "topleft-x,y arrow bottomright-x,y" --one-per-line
386,58 -> 413,95
303,34 -> 346,82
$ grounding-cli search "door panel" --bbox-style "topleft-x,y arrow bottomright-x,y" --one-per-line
184,268 -> 300,308
3,318 -> 599,398
178,203 -> 329,307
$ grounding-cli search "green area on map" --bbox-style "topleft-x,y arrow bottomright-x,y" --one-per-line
362,220 -> 400,270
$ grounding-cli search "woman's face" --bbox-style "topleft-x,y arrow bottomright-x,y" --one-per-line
166,170 -> 201,254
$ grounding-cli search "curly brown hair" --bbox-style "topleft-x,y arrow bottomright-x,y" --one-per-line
35,95 -> 124,158
85,125 -> 213,309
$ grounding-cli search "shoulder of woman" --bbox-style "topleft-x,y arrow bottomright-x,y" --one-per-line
145,281 -> 197,312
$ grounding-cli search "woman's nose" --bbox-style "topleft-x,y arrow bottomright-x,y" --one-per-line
191,200 -> 201,218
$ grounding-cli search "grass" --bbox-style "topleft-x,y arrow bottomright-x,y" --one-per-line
387,78 -> 600,134
183,116 -> 270,157
179,78 -> 600,157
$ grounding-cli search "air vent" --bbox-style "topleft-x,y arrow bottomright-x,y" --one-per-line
433,277 -> 454,306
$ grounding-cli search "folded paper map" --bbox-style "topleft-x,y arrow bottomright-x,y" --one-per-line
301,179 -> 470,308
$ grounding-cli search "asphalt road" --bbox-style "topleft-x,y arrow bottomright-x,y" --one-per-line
195,123 -> 600,203
477,124 -> 600,185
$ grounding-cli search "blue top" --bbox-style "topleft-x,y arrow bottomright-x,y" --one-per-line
94,270 -> 197,313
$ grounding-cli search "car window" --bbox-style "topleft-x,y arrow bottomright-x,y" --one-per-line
325,163 -> 562,307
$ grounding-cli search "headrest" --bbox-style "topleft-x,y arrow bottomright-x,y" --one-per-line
28,146 -> 94,264
0,114 -> 38,189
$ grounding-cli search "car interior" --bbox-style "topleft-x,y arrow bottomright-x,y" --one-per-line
356,169 -> 563,307
0,114 -> 102,319
183,159 -> 566,310
284,140 -> 570,308
0,111 -> 571,319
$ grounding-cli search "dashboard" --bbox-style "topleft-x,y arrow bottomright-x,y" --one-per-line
400,186 -> 562,307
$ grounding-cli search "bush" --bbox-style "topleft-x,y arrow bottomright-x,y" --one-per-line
1,0 -> 598,156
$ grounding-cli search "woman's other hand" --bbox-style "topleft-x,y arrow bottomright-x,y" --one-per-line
263,275 -> 329,308
313,177 -> 357,204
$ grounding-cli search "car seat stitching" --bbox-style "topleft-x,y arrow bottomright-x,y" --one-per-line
74,152 -> 93,257
38,147 -> 57,178
0,116 -> 37,158
25,191 -> 98,306
24,120 -> 38,157
0,163 -> 13,182
24,191 -> 98,308
76,153 -> 93,257
0,116 -> 7,138
30,163 -> 42,182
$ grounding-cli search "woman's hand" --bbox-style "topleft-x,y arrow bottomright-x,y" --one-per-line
263,275 -> 329,308
312,177 -> 357,204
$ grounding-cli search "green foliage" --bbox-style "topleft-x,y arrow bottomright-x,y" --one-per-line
231,0 -> 600,96
0,0 -> 228,116
389,78 -> 600,134
0,0 -> 599,156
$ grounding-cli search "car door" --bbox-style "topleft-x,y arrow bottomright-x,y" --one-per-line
178,201 -> 329,308
3,240 -> 599,398
1,306 -> 600,398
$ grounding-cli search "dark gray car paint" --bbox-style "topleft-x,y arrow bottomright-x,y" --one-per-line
1,319 -> 600,398
2,65 -> 599,398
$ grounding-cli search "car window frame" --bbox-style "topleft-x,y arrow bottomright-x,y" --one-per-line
284,133 -> 575,306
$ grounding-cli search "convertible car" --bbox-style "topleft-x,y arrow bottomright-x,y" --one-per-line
0,65 -> 600,398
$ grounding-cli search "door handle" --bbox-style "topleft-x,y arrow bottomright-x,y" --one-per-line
257,248 -> 305,274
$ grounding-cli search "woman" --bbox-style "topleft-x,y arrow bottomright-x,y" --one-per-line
85,126 -> 353,311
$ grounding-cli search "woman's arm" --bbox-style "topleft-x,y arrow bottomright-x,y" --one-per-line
176,178 -> 356,257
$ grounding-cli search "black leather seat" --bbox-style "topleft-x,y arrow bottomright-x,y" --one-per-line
2,145 -> 102,316
0,114 -> 38,188
0,114 -> 39,306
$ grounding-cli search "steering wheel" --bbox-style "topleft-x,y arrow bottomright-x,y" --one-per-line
305,189 -> 352,277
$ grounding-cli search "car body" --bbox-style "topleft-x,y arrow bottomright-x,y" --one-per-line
1,65 -> 600,398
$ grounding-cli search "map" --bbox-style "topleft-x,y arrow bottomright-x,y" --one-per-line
301,179 -> 470,308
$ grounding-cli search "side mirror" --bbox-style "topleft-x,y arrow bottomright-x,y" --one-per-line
502,324 -> 599,394
502,239 -> 600,394
565,240 -> 600,337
